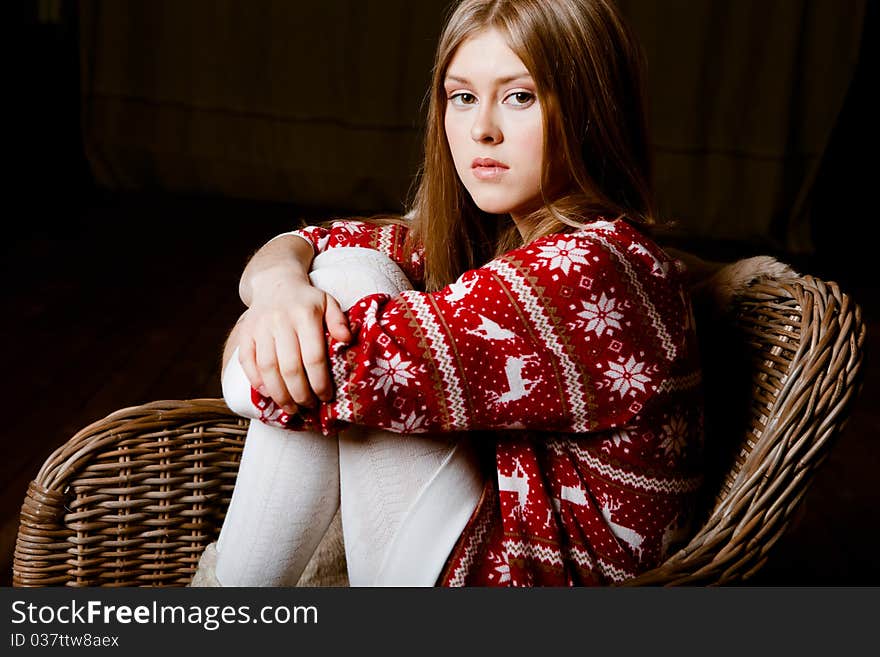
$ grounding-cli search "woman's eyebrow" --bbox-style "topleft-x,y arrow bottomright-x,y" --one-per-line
444,72 -> 533,85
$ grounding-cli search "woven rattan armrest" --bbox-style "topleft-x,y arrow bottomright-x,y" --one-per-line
14,400 -> 246,587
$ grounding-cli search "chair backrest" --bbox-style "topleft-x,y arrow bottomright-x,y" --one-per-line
13,267 -> 866,586
628,271 -> 865,584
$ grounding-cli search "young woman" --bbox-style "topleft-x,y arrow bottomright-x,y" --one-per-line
196,0 -> 704,587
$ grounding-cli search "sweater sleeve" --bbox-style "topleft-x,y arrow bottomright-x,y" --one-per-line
283,219 -> 424,287
255,225 -> 689,437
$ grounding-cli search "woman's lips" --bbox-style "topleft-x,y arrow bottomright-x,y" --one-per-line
471,157 -> 509,181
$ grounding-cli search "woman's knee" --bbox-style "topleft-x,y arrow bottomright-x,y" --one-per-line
222,344 -> 261,420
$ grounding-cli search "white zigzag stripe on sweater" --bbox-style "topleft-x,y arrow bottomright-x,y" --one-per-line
564,537 -> 635,583
569,544 -> 595,571
331,346 -> 355,423
547,440 -> 702,494
506,538 -> 634,583
445,510 -> 493,587
376,224 -> 394,260
657,370 -> 702,394
597,558 -> 636,583
503,537 -> 565,567
399,290 -> 469,429
588,234 -> 677,362
487,258 -> 591,432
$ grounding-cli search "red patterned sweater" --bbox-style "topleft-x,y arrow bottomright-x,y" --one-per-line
254,218 -> 704,586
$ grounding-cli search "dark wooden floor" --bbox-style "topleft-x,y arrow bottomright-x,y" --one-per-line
2,191 -> 878,586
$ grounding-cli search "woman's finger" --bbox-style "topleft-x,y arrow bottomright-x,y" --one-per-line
254,329 -> 295,411
273,322 -> 318,409
237,334 -> 263,391
324,295 -> 352,344
296,312 -> 334,403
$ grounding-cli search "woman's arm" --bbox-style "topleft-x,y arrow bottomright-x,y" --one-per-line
238,233 -> 314,307
233,233 -> 352,410
262,229 -> 688,438
231,219 -> 420,410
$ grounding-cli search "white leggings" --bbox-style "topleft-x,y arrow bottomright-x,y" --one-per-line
216,248 -> 484,586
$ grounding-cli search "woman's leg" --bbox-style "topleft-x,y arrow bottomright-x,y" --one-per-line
212,348 -> 341,587
338,428 -> 484,586
200,247 -> 484,586
301,252 -> 484,586
200,247 -> 416,587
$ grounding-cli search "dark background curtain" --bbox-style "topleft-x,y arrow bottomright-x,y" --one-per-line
74,0 -> 866,254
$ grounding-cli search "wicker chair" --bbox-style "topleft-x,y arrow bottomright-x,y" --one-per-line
12,259 -> 866,587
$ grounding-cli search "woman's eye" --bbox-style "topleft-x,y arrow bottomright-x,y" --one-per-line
449,92 -> 477,106
505,91 -> 535,107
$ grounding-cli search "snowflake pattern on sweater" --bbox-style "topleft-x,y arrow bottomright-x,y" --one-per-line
257,218 -> 705,586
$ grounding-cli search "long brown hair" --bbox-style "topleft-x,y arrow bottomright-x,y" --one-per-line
379,0 -> 659,291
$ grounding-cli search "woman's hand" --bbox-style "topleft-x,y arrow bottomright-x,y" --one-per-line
234,275 -> 352,412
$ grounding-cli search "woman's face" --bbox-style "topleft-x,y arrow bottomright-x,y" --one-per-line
443,28 -> 544,228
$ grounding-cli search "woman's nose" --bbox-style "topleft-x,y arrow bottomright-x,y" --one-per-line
470,106 -> 503,144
